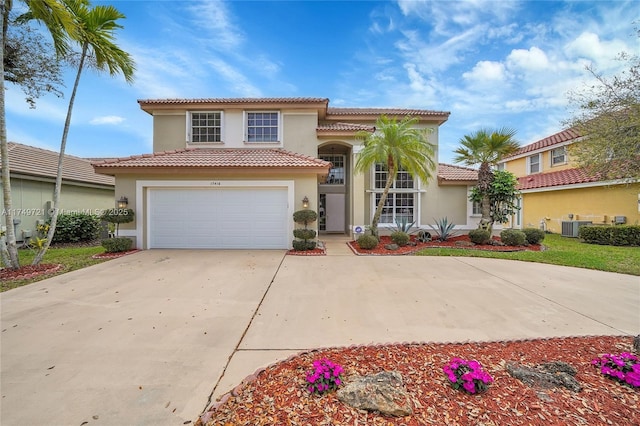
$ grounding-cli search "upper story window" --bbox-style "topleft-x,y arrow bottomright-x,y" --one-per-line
320,155 -> 345,184
189,112 -> 222,143
246,111 -> 279,142
527,153 -> 541,174
496,163 -> 505,171
551,146 -> 567,166
375,164 -> 414,189
472,200 -> 482,215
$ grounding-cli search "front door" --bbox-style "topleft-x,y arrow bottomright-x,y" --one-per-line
325,193 -> 345,233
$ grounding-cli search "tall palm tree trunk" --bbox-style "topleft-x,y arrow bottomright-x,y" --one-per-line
477,162 -> 494,231
32,41 -> 87,265
1,0 -> 20,269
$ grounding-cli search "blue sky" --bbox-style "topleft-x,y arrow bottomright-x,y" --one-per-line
5,0 -> 638,164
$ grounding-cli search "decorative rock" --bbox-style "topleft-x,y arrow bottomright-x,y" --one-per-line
337,371 -> 412,417
506,361 -> 582,392
633,335 -> 640,353
384,243 -> 399,251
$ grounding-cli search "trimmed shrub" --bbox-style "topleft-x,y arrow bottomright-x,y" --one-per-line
293,229 -> 317,240
579,225 -> 640,246
292,240 -> 317,251
51,213 -> 101,243
522,228 -> 546,245
357,234 -> 379,250
390,231 -> 410,247
468,229 -> 491,245
101,237 -> 132,253
293,210 -> 318,225
500,229 -> 526,246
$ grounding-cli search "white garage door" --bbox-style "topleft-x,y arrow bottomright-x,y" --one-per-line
148,187 -> 289,249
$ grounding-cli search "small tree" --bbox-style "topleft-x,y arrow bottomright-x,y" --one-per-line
565,33 -> 640,181
292,209 -> 317,251
101,208 -> 134,237
469,170 -> 520,230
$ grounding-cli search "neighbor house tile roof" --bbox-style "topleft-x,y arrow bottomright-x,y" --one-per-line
92,148 -> 331,170
437,163 -> 478,183
504,128 -> 582,159
518,167 -> 600,190
4,142 -> 115,186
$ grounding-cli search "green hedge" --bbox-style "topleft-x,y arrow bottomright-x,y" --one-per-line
578,225 -> 640,246
357,234 -> 379,249
522,228 -> 546,245
101,237 -> 133,253
500,229 -> 526,246
390,231 -> 410,247
51,213 -> 101,243
468,229 -> 491,244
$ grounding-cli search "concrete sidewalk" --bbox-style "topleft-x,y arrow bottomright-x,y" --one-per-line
1,248 -> 638,426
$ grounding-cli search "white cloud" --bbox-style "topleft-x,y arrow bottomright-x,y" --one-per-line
506,46 -> 550,71
207,59 -> 262,97
463,61 -> 506,82
187,0 -> 244,51
564,31 -> 630,69
90,116 -> 125,126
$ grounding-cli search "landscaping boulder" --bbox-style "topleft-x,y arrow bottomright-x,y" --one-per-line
384,243 -> 399,251
337,371 -> 412,417
506,361 -> 582,392
634,335 -> 640,354
455,240 -> 474,247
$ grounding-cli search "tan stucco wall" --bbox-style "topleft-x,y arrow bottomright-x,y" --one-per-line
1,177 -> 114,240
422,184 -> 473,228
521,183 -> 640,233
151,109 -> 321,154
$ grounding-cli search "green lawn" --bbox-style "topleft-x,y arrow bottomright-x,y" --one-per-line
1,245 -> 106,292
415,233 -> 640,276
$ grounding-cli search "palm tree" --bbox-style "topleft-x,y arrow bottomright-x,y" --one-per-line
32,0 -> 134,265
453,128 -> 519,231
354,115 -> 436,238
1,0 -> 76,269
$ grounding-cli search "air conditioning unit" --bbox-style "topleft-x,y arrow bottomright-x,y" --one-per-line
561,221 -> 592,238
614,216 -> 626,225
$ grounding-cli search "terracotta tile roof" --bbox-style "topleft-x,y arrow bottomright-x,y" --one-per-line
316,122 -> 375,133
505,128 -> 582,159
518,167 -> 600,190
4,142 -> 115,186
327,107 -> 450,119
138,97 -> 329,107
92,148 -> 331,170
437,163 -> 478,183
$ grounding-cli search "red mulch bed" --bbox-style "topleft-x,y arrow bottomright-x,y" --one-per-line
287,245 -> 326,256
0,264 -> 63,281
198,335 -> 639,425
349,235 -> 542,255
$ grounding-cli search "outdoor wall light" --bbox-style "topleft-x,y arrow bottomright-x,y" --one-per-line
302,196 -> 309,208
117,196 -> 129,209
568,213 -> 574,220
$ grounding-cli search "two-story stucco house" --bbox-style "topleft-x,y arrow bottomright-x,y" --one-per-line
498,127 -> 640,234
93,98 -> 481,249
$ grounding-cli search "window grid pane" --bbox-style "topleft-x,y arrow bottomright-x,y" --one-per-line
374,164 -> 413,190
551,147 -> 566,165
529,154 -> 540,173
191,112 -> 221,143
247,112 -> 279,142
320,155 -> 345,184
375,193 -> 415,224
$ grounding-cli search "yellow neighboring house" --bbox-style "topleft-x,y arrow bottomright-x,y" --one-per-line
498,128 -> 640,235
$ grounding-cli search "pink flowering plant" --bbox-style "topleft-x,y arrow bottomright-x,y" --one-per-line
592,352 -> 640,388
306,358 -> 344,395
443,357 -> 493,394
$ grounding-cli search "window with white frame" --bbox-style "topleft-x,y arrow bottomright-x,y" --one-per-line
551,147 -> 566,166
472,200 -> 482,215
374,164 -> 415,224
246,111 -> 279,142
189,112 -> 222,143
496,163 -> 505,171
528,153 -> 541,174
320,155 -> 345,184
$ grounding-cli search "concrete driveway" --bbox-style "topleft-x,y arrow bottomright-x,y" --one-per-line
1,248 -> 638,426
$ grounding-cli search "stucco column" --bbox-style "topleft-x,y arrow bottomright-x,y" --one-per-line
351,146 -> 366,236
